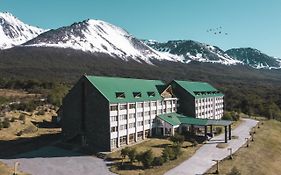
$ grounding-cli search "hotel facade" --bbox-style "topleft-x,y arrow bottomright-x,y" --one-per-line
61,75 -> 225,152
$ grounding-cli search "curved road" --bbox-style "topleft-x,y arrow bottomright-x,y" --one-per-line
165,118 -> 258,175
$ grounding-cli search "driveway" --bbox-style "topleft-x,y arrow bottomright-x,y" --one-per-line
165,118 -> 258,175
0,146 -> 115,175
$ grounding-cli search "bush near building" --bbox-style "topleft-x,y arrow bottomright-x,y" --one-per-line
3,118 -> 10,128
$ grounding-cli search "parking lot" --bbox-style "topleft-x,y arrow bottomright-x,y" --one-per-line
1,146 -> 115,175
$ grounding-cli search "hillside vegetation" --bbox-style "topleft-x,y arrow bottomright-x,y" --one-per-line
0,47 -> 281,120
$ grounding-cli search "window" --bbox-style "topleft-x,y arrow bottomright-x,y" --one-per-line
137,131 -> 143,139
145,120 -> 150,125
144,111 -> 150,116
120,104 -> 127,110
116,92 -> 125,99
158,109 -> 162,114
120,114 -> 127,120
144,102 -> 150,107
129,122 -> 135,128
111,126 -> 118,132
151,101 -> 157,106
137,112 -> 143,118
120,136 -> 127,145
111,138 -> 117,149
110,115 -> 117,122
129,103 -> 136,109
110,105 -> 118,111
147,91 -> 155,97
129,113 -> 135,119
166,101 -> 171,105
133,92 -> 142,98
137,103 -> 143,108
138,121 -> 143,126
167,108 -> 172,113
151,110 -> 156,115
120,124 -> 127,130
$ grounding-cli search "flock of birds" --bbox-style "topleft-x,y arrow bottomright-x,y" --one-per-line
206,26 -> 228,35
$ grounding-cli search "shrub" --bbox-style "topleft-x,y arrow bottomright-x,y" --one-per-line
128,148 -> 137,163
173,145 -> 182,159
0,122 -> 3,130
136,152 -> 143,163
120,147 -> 130,160
215,127 -> 222,135
19,114 -> 26,124
47,84 -> 69,107
222,112 -> 232,120
3,118 -> 10,128
162,146 -> 175,162
10,117 -> 16,122
190,138 -> 198,147
16,130 -> 23,136
140,149 -> 154,168
10,101 -> 37,112
152,156 -> 164,166
170,134 -> 185,146
232,113 -> 240,121
36,110 -> 45,115
227,166 -> 241,175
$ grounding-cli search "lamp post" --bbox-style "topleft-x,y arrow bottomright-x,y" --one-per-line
14,162 -> 20,175
245,138 -> 250,147
212,159 -> 220,174
227,147 -> 233,159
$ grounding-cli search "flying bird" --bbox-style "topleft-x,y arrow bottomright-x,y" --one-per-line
206,26 -> 229,36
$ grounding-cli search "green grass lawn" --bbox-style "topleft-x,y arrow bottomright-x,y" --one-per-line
207,119 -> 281,175
107,138 -> 200,175
106,119 -> 243,175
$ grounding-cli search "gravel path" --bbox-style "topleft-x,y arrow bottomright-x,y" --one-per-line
1,146 -> 115,175
165,118 -> 258,175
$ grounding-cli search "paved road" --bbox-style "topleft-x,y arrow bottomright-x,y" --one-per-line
165,118 -> 258,175
1,146 -> 115,175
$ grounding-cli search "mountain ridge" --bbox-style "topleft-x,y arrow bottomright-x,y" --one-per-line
0,11 -> 280,69
0,12 -> 45,49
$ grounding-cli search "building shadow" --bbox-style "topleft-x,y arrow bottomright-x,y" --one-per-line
0,133 -> 70,159
31,120 -> 60,128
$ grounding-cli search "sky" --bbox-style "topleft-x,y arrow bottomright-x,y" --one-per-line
1,0 -> 281,57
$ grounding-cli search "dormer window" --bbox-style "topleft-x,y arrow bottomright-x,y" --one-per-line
133,92 -> 142,98
147,91 -> 155,97
116,92 -> 125,99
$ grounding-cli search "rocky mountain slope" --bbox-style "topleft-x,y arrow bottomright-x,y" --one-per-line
226,48 -> 281,69
0,12 -> 45,49
23,19 -> 182,64
145,40 -> 241,65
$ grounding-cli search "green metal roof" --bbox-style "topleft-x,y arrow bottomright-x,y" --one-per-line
85,75 -> 164,103
158,113 -> 182,126
173,80 -> 224,98
158,113 -> 232,126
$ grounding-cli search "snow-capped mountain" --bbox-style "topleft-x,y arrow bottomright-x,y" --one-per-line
23,19 -> 183,64
1,12 -> 280,69
226,48 -> 281,69
0,12 -> 45,49
145,40 -> 242,65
